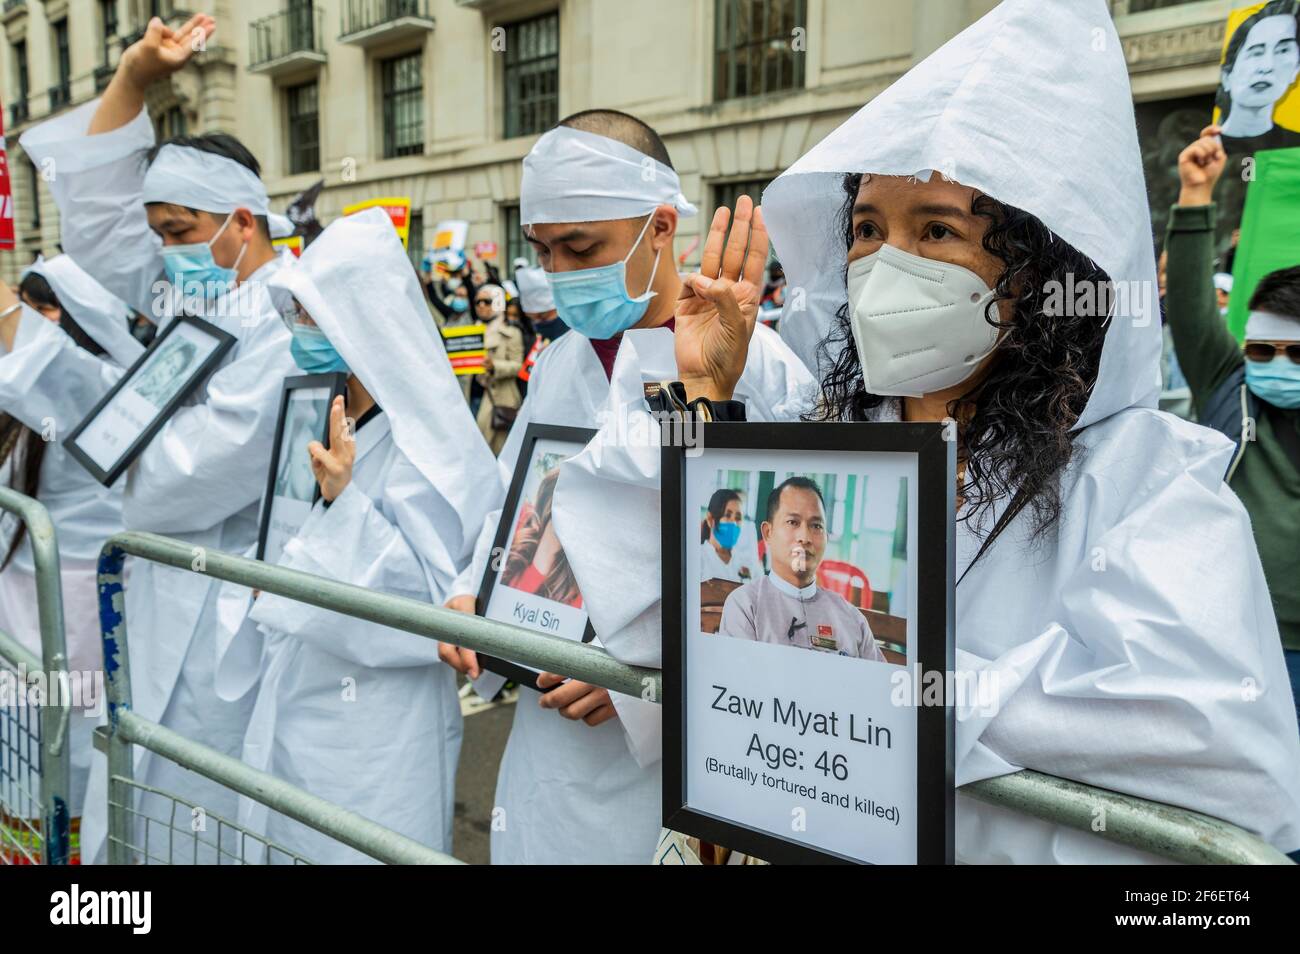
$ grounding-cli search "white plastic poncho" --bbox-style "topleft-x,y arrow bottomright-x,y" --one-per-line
20,99 -> 300,864
0,256 -> 138,823
754,0 -> 1298,861
208,208 -> 500,862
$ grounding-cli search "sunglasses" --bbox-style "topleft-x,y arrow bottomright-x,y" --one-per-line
1244,342 -> 1300,364
474,298 -> 494,306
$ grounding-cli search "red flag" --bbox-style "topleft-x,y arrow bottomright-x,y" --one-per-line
0,99 -> 14,250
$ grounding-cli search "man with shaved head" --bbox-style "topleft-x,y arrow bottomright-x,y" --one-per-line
437,109 -> 814,863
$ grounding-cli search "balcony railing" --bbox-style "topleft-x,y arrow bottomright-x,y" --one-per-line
95,64 -> 116,93
9,99 -> 29,127
250,5 -> 327,75
339,0 -> 434,47
48,82 -> 71,113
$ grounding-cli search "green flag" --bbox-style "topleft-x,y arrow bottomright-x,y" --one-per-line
1229,146 -> 1300,341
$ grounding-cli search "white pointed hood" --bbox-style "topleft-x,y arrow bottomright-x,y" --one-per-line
267,208 -> 500,566
26,254 -> 144,369
765,0 -> 1161,430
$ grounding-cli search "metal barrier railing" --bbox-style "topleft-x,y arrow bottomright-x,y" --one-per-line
97,529 -> 1293,866
0,487 -> 71,865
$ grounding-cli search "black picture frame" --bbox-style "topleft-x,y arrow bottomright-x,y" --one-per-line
63,314 -> 237,488
476,422 -> 598,691
255,372 -> 350,563
661,422 -> 956,865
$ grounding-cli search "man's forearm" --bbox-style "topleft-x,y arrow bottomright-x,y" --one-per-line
89,66 -> 146,135
1163,202 -> 1241,401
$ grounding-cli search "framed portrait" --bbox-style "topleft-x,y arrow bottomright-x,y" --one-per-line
256,373 -> 349,566
64,314 -> 236,487
662,422 -> 956,865
476,423 -> 597,691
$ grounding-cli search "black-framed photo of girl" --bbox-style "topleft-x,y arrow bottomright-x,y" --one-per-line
475,423 -> 598,690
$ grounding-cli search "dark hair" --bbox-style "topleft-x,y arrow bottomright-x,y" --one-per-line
814,173 -> 1109,545
504,470 -> 581,606
1248,263 -> 1300,319
3,275 -> 106,569
144,133 -> 271,240
701,488 -> 741,543
558,109 -> 674,169
18,272 -> 108,358
764,477 -> 824,525
1215,0 -> 1300,123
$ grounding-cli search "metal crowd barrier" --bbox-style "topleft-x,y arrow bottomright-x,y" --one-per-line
0,487 -> 71,865
97,529 -> 1293,865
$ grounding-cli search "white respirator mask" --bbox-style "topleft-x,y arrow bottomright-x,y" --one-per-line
846,244 -> 1001,397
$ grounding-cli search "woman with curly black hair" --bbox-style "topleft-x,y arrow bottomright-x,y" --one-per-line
651,0 -> 1300,863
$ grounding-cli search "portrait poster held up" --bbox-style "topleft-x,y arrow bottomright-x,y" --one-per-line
63,314 -> 235,486
1213,1 -> 1300,156
662,423 -> 955,865
255,372 -> 348,566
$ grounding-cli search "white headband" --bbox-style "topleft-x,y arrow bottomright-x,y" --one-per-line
520,126 -> 697,225
142,143 -> 294,238
1245,310 -> 1300,342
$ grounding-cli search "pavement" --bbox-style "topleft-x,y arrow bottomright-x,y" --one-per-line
450,682 -> 516,865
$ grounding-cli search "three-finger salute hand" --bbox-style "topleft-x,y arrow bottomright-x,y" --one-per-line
123,13 -> 216,88
308,395 -> 354,502
675,195 -> 768,402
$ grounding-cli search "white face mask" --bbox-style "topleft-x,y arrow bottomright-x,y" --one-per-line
846,244 -> 1000,397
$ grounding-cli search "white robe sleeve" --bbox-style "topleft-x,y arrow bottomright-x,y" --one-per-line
19,101 -> 163,316
249,480 -> 445,669
122,317 -> 295,534
551,331 -> 814,767
0,307 -> 123,437
958,429 -> 1300,853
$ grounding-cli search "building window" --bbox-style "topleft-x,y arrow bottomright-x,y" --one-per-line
713,0 -> 806,102
29,162 -> 41,230
502,205 -> 536,269
407,211 -> 424,272
503,12 -> 559,139
381,50 -> 424,159
153,105 -> 187,141
286,81 -> 320,175
11,39 -> 30,125
50,19 -> 72,109
101,0 -> 119,63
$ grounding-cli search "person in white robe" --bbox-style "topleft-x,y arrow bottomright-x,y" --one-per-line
19,14 -> 300,864
435,110 -> 815,864
0,257 -> 141,855
564,0 -> 1300,863
207,209 -> 501,863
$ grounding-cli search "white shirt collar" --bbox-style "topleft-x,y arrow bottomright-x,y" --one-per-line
767,572 -> 818,600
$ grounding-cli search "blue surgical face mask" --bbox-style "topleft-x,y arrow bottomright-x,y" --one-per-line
713,520 -> 741,551
1245,356 -> 1300,409
290,324 -> 349,375
159,211 -> 247,298
544,213 -> 659,339
449,296 -> 469,314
